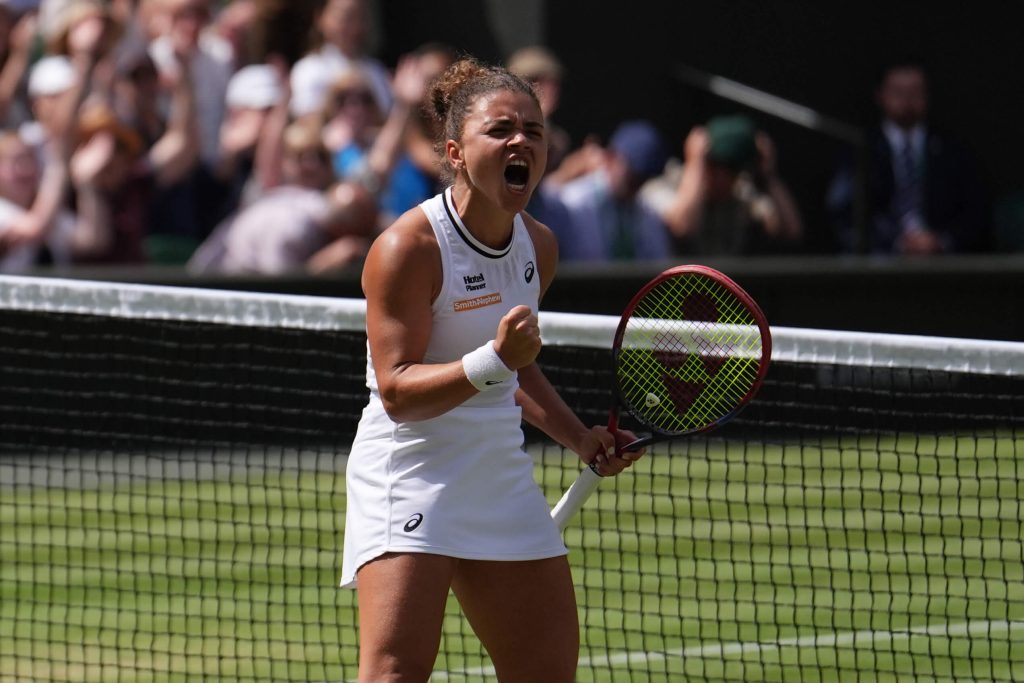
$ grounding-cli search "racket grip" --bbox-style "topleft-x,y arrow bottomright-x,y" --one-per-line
550,464 -> 603,531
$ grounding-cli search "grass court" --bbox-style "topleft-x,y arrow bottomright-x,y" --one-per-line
1,433 -> 1022,681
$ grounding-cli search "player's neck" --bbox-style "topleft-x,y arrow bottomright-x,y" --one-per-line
449,185 -> 516,249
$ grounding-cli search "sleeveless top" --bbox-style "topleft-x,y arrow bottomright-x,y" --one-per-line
340,188 -> 567,587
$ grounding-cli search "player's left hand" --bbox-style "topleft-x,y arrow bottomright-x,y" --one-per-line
581,426 -> 646,477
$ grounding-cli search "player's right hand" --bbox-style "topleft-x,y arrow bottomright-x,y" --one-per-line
583,426 -> 645,476
493,305 -> 541,370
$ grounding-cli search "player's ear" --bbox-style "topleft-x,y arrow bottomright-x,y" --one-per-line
445,140 -> 464,173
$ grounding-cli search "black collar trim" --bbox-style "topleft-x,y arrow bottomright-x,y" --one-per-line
442,187 -> 514,259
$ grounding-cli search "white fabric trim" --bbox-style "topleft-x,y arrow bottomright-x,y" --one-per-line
2,275 -> 1021,376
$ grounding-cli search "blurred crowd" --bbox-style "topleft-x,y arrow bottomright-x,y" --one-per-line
0,0 -> 1014,276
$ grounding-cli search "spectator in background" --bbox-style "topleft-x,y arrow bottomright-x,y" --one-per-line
0,2 -> 110,269
189,121 -> 377,275
107,0 -> 151,71
645,114 -> 803,255
139,0 -> 240,255
331,43 -> 453,227
20,54 -> 75,153
111,52 -> 165,150
0,130 -> 77,270
289,0 -> 391,120
0,4 -> 37,128
552,119 -> 673,261
371,42 -> 452,223
506,45 -> 575,239
0,2 -> 14,102
278,118 -> 335,191
209,0 -> 258,69
507,45 -> 570,174
305,181 -> 379,273
147,0 -> 230,168
66,31 -> 199,264
21,0 -> 123,155
321,65 -> 384,179
827,61 -> 989,254
209,62 -> 282,217
188,178 -> 377,275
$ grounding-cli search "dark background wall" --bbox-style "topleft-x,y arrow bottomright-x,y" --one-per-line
88,2 -> 1022,341
374,1 -> 1024,254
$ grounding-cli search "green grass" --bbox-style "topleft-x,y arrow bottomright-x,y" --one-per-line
1,434 -> 1022,682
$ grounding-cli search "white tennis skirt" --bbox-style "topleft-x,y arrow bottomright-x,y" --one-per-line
340,396 -> 567,588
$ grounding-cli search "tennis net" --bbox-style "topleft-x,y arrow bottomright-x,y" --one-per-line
1,274 -> 1021,682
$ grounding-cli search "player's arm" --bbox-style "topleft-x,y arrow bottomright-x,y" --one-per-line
362,209 -> 474,422
515,215 -> 637,474
514,215 -> 597,454
364,209 -> 538,422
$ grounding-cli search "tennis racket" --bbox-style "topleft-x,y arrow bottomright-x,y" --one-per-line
550,265 -> 771,530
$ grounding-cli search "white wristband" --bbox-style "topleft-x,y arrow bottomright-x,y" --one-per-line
462,340 -> 514,391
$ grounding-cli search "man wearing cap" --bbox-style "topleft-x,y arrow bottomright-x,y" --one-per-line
552,119 -> 674,262
647,114 -> 803,255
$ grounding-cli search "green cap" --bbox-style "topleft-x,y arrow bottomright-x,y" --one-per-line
706,115 -> 757,169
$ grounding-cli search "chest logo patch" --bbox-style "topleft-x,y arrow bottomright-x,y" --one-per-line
463,272 -> 486,291
454,292 -> 503,312
524,261 -> 535,284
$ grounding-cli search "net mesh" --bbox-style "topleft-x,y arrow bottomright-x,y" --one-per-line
1,275 -> 1022,682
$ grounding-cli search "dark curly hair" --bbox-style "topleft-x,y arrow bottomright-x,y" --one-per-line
426,57 -> 540,183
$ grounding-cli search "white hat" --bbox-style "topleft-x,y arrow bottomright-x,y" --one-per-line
288,58 -> 336,118
27,55 -> 75,97
226,64 -> 282,110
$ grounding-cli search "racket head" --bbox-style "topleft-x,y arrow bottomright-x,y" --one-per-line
611,265 -> 771,439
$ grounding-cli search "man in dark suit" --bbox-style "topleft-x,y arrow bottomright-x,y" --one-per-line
828,63 -> 989,254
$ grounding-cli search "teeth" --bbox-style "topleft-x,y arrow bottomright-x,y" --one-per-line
509,159 -> 528,168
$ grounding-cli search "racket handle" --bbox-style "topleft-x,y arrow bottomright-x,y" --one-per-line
550,464 -> 603,531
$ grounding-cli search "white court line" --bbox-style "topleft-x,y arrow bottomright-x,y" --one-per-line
426,619 -> 1024,680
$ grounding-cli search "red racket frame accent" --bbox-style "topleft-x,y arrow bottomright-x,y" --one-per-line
607,264 -> 772,445
552,265 -> 773,529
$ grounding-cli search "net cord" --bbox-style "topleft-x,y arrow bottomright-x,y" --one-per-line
2,274 -> 1022,376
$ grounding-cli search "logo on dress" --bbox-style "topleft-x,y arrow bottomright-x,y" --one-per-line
454,292 -> 502,312
524,261 -> 535,284
463,272 -> 487,292
404,513 -> 424,532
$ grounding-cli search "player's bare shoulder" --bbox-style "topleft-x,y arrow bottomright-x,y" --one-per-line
520,210 -> 559,293
362,206 -> 441,299
521,210 -> 557,252
370,206 -> 438,259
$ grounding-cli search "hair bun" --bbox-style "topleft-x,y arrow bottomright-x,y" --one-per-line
428,58 -> 487,123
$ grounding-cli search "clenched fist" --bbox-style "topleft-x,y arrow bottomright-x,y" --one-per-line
493,305 -> 541,370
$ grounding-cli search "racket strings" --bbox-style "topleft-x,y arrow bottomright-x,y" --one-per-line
617,275 -> 765,433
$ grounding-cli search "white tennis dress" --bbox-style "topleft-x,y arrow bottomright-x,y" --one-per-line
340,188 -> 567,588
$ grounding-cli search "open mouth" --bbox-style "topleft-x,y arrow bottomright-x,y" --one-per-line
503,158 -> 530,192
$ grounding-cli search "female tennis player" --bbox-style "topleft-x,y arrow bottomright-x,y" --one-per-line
342,57 -> 644,681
